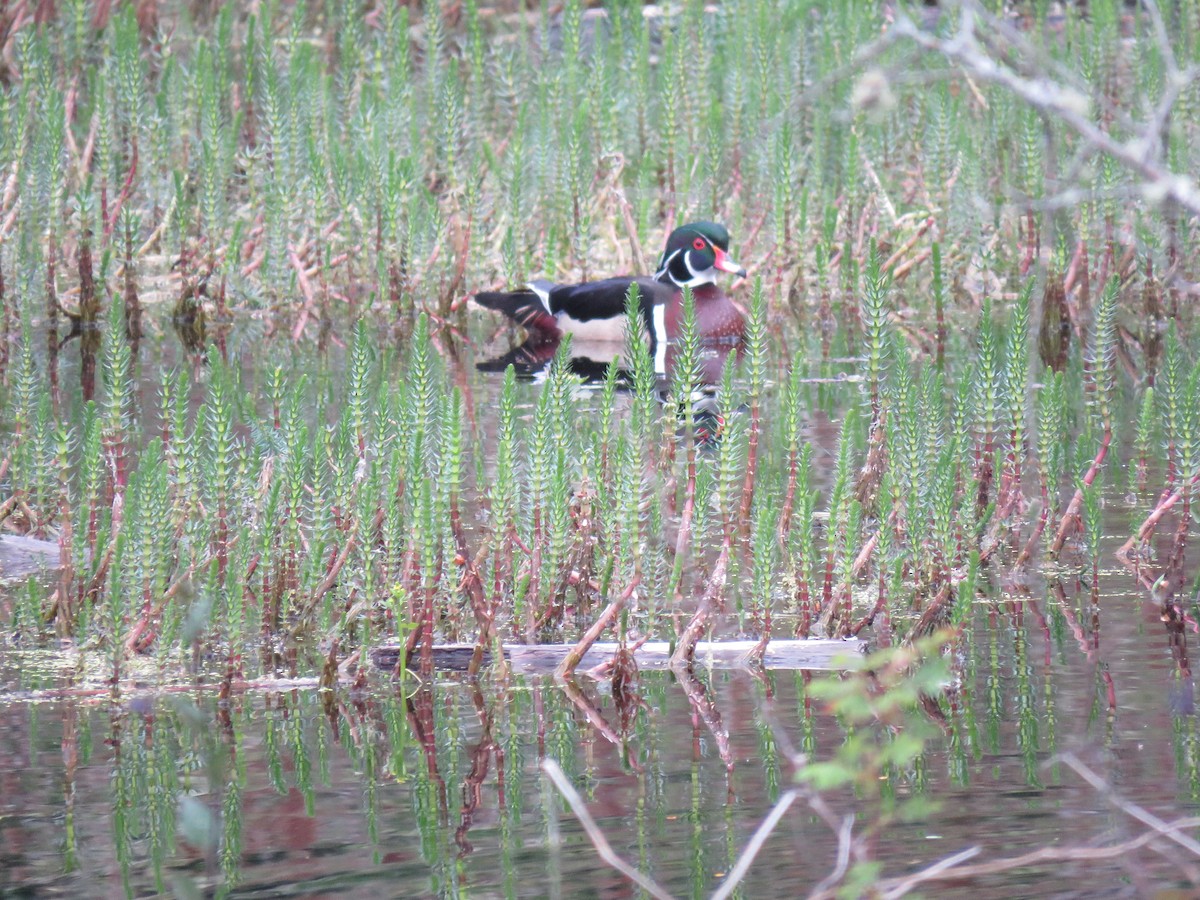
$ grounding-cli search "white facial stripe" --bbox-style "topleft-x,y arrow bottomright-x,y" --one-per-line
656,248 -> 681,280
658,246 -> 718,286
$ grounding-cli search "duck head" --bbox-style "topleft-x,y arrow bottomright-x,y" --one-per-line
654,221 -> 747,288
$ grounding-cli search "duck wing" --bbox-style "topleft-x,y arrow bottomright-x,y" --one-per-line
545,276 -> 673,321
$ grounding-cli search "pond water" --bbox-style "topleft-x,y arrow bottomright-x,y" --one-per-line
3,351 -> 1198,900
1,287 -> 1198,899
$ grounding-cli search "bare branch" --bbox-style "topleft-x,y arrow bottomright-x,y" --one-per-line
540,759 -> 675,900
711,790 -> 799,900
891,3 -> 1200,217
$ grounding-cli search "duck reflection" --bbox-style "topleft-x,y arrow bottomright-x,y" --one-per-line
476,333 -> 741,447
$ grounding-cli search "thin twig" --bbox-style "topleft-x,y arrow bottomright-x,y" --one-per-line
1056,752 -> 1200,857
711,790 -> 798,900
540,758 -> 675,900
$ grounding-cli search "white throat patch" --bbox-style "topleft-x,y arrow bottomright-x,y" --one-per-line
656,249 -> 717,288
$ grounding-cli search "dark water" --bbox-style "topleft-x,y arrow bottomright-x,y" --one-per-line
4,320 -> 1200,897
3,545 -> 1199,899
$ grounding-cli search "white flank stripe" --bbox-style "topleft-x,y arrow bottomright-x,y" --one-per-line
652,304 -> 668,374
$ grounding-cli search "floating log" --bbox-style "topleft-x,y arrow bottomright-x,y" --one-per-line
371,639 -> 866,675
0,535 -> 60,584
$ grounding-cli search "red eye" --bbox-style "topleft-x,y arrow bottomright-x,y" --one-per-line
692,237 -> 706,251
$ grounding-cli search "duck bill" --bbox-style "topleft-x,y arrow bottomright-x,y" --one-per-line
712,246 -> 747,278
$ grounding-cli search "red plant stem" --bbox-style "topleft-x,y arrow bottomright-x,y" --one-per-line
912,581 -> 953,636
671,533 -> 731,667
851,529 -> 879,579
527,504 -> 542,642
672,438 -> 699,600
738,397 -> 761,542
1015,475 -> 1052,567
851,561 -> 888,636
0,260 -> 8,380
72,492 -> 123,620
753,586 -> 772,659
975,431 -> 994,517
56,486 -> 75,632
1049,427 -> 1111,556
777,447 -> 798,543
935,284 -> 946,373
1118,471 -> 1200,562
820,542 -> 835,621
46,231 -> 59,409
794,568 -> 811,639
104,139 -> 138,240
1020,208 -> 1036,275
555,576 -> 641,680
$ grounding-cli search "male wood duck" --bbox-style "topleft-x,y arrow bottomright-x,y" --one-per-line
473,221 -> 747,369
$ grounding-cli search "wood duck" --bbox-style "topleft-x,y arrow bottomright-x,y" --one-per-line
473,221 -> 747,369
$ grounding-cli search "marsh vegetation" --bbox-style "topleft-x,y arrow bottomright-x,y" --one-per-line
3,0 -> 1200,896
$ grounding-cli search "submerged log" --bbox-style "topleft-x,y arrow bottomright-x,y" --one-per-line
0,535 -> 60,584
371,638 -> 866,675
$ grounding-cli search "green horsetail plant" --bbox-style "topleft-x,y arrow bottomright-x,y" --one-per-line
1089,276 -> 1120,437
109,4 -> 146,241
837,499 -> 862,637
998,283 -> 1031,518
1016,370 -> 1068,566
861,482 -> 896,635
204,352 -> 238,588
738,276 -> 768,539
971,299 -> 1001,517
592,357 -> 621,497
750,495 -> 779,644
608,283 -> 659,619
128,440 -> 172,652
347,320 -> 375,456
777,352 -> 806,541
668,286 -> 702,602
544,340 -> 583,627
860,243 -> 891,419
1082,474 -> 1103,586
407,453 -> 441,670
51,419 -> 74,629
951,550 -> 979,629
70,403 -> 102,625
24,393 -> 54,538
1178,361 -> 1200,516
931,242 -> 947,370
441,385 -> 482,644
625,283 -> 659,462
1049,277 -> 1119,558
5,332 -> 36,534
353,437 -> 385,647
883,344 -> 915,526
819,408 -> 856,636
491,365 -> 520,637
1158,326 -> 1186,489
714,386 -> 748,606
99,299 -> 133,495
1130,386 -> 1156,494
930,446 -> 961,591
525,336 -> 578,635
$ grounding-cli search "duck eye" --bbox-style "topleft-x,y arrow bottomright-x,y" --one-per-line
692,237 -> 706,251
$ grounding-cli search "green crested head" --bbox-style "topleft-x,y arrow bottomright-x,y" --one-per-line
655,221 -> 744,287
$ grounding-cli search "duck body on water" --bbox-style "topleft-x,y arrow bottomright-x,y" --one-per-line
473,221 -> 747,369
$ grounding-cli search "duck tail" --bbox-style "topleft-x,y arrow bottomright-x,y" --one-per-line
473,289 -> 560,335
